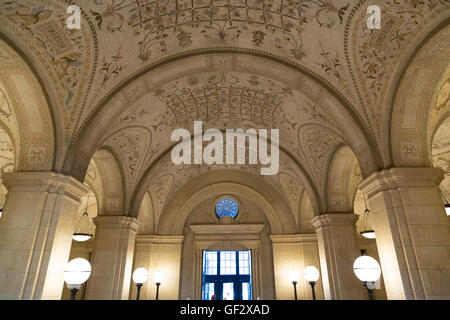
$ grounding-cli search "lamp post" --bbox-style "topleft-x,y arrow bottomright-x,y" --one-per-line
63,258 -> 91,300
353,255 -> 381,300
132,267 -> 149,300
154,270 -> 164,300
303,266 -> 320,300
289,269 -> 299,300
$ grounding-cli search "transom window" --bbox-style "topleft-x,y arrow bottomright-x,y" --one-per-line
202,250 -> 252,300
215,198 -> 239,219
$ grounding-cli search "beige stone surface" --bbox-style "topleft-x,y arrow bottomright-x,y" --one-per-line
312,213 -> 366,300
85,216 -> 140,300
0,0 -> 449,301
270,234 -> 324,300
0,172 -> 88,299
360,167 -> 450,300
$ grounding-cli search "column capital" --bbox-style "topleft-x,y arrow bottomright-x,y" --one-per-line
93,215 -> 141,232
2,171 -> 88,201
359,167 -> 444,198
311,213 -> 358,230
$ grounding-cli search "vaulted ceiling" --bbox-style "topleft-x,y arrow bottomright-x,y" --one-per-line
0,0 -> 449,226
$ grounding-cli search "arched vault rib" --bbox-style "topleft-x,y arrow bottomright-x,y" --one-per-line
156,174 -> 295,235
129,134 -> 322,220
0,37 -> 56,171
389,23 -> 450,167
66,52 -> 381,183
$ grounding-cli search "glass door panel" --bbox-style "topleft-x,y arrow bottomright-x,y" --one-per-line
242,282 -> 251,300
222,282 -> 234,300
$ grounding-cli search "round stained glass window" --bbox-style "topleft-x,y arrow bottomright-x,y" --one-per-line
215,198 -> 239,219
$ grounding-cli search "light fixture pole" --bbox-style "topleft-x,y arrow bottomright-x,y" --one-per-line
154,270 -> 164,300
363,281 -> 375,300
63,258 -> 92,300
304,266 -> 320,300
132,267 -> 149,300
353,254 -> 381,300
155,282 -> 161,300
289,269 -> 299,300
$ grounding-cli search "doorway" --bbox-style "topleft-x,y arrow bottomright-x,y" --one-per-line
202,250 -> 252,300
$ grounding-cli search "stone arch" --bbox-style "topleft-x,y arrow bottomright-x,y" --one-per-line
326,145 -> 362,213
389,21 -> 450,167
130,140 -> 322,221
0,123 -> 15,209
432,116 -> 450,203
155,170 -> 295,235
298,191 -> 315,233
137,192 -> 154,234
0,38 -> 55,171
89,149 -> 125,216
67,52 -> 379,183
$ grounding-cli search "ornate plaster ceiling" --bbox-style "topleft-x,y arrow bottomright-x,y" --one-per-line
433,117 -> 450,198
0,126 -> 13,207
0,0 -> 449,222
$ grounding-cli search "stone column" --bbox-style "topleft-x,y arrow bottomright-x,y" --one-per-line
311,213 -> 366,300
85,216 -> 140,300
359,167 -> 450,300
0,172 -> 88,300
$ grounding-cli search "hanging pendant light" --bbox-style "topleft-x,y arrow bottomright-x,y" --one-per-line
440,189 -> 450,217
360,195 -> 376,239
73,193 -> 94,242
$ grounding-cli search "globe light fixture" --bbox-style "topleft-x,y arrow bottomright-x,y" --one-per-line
353,255 -> 381,300
0,207 -> 2,219
63,258 -> 91,300
154,270 -> 164,300
132,267 -> 149,300
445,204 -> 450,216
304,265 -> 320,300
288,269 -> 299,300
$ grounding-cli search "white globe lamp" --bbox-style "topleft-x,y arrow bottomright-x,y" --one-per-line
132,267 -> 149,300
353,255 -> 381,300
63,258 -> 91,300
304,265 -> 320,300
